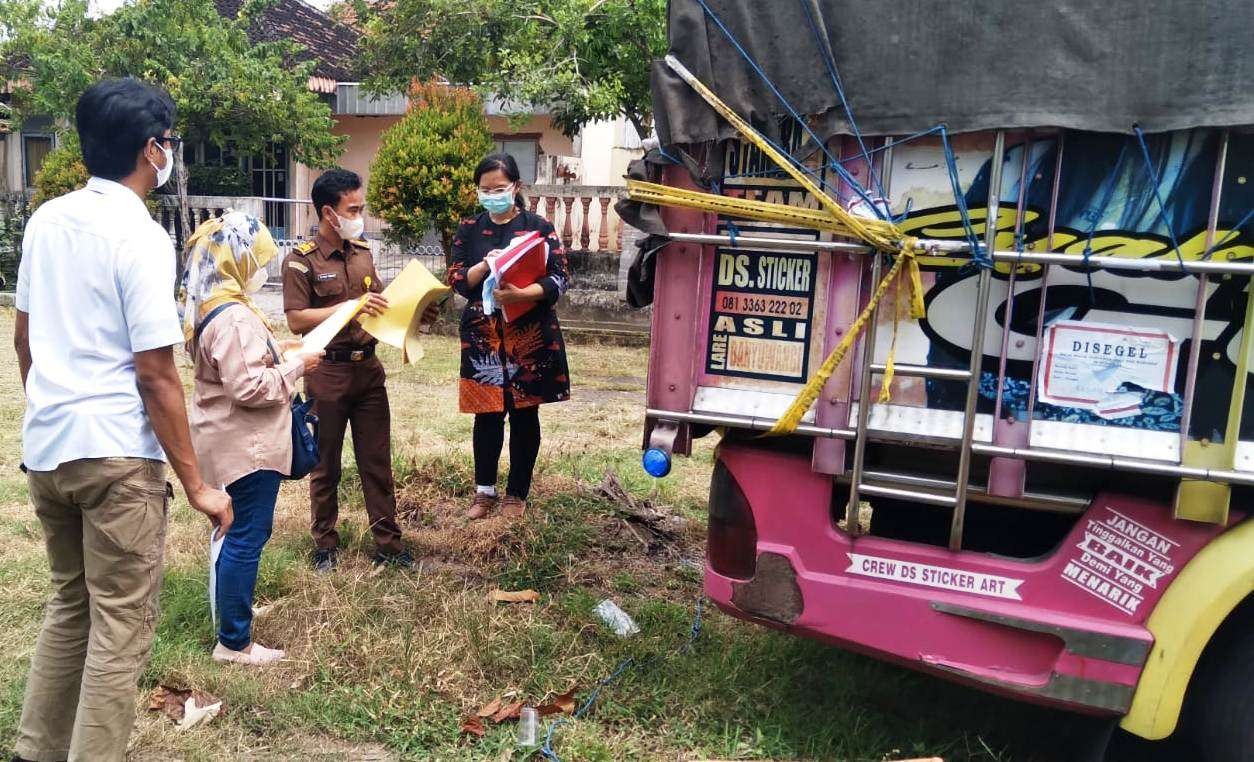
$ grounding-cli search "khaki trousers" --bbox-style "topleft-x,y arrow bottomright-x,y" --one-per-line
15,458 -> 170,762
306,357 -> 402,554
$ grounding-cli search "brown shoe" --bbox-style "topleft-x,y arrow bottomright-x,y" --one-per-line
501,495 -> 527,519
466,492 -> 498,520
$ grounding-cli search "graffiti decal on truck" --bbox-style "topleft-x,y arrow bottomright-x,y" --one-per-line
1061,508 -> 1179,615
706,248 -> 816,382
846,553 -> 1025,600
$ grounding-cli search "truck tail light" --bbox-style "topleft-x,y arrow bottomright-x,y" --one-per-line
708,458 -> 758,579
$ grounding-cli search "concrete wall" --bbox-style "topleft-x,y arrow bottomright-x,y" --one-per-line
297,113 -> 575,197
486,114 -> 574,158
578,118 -> 642,187
2,132 -> 29,193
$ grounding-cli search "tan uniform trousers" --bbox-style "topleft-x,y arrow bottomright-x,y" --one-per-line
15,457 -> 170,762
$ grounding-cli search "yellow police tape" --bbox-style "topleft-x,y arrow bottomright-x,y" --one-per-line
654,54 -> 927,435
626,179 -> 899,239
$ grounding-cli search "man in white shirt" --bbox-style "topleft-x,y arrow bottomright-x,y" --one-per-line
11,78 -> 232,762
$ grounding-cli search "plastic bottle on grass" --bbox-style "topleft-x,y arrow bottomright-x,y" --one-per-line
517,706 -> 538,746
594,599 -> 640,637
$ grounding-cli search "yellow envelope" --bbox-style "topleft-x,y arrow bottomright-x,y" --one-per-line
284,296 -> 368,361
359,259 -> 452,364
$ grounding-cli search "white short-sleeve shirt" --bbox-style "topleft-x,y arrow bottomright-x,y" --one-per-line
16,176 -> 184,471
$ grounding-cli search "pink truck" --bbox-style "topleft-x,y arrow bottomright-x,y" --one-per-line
631,2 -> 1254,759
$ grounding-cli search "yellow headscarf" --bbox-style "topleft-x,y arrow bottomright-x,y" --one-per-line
180,211 -> 278,344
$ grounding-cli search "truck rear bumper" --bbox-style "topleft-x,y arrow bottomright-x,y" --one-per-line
706,443 -> 1232,715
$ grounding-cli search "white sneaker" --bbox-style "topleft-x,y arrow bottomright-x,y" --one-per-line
212,642 -> 285,666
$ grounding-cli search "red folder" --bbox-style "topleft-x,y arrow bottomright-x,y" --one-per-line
490,230 -> 550,322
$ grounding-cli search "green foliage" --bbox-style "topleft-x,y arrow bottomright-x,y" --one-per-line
357,0 -> 667,137
186,164 -> 251,196
30,134 -> 87,209
0,0 -> 344,168
367,81 -> 494,255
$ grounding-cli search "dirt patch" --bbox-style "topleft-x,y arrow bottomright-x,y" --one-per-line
392,463 -> 703,597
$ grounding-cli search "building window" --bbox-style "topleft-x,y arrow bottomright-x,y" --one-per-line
493,137 -> 539,184
23,134 -> 53,189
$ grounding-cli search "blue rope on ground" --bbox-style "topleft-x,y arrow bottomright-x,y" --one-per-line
796,0 -> 888,215
1132,125 -> 1187,271
538,597 -> 704,761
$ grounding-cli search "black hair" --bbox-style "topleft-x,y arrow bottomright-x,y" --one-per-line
473,152 -> 526,209
75,78 -> 176,181
312,168 -> 363,218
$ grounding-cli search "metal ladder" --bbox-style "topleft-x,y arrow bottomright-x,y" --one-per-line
844,131 -> 1007,550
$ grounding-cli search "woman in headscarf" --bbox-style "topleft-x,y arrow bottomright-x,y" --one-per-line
182,211 -> 321,666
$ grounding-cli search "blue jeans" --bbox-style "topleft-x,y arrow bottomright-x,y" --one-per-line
215,470 -> 280,651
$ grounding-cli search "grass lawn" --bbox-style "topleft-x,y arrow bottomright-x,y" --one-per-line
0,306 -> 1114,761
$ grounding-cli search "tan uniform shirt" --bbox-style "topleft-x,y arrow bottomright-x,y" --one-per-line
281,232 -> 383,352
190,305 -> 304,487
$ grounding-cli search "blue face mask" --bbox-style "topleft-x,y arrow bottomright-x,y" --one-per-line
477,186 -> 516,215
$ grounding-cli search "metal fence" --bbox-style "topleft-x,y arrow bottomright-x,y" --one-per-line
1,192 -> 29,288
3,187 -> 638,296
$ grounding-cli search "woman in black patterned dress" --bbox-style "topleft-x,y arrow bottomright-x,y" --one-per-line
447,154 -> 571,519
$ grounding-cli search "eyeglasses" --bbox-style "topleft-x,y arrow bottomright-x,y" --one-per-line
155,134 -> 184,149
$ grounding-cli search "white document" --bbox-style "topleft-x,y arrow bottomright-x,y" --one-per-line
208,528 -> 225,629
1038,320 -> 1179,418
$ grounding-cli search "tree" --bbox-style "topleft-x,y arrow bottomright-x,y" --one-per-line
356,0 -> 667,139
367,81 -> 495,263
0,0 -> 345,256
30,133 -> 87,209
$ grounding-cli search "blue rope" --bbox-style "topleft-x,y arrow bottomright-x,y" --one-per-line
1201,205 -> 1254,261
538,597 -> 704,761
656,145 -> 683,165
693,0 -> 884,216
1079,138 -> 1132,302
835,125 -> 947,163
796,0 -> 888,212
939,127 -> 989,268
1132,125 -> 1187,271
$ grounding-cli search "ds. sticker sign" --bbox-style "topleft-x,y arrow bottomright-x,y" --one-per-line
706,248 -> 816,383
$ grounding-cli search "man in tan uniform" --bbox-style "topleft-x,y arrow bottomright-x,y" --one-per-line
283,168 -> 409,572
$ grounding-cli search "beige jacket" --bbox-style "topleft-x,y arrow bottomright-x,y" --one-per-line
190,305 -> 305,487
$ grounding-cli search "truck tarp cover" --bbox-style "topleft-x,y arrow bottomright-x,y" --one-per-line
655,0 -> 1254,145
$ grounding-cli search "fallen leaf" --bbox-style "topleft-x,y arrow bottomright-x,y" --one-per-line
491,700 -> 524,723
460,714 -> 486,737
476,696 -> 503,718
536,686 -> 578,717
148,685 -> 223,728
147,686 -> 187,721
488,589 -> 540,604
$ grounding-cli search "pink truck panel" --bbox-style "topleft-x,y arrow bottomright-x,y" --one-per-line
707,442 -> 1239,714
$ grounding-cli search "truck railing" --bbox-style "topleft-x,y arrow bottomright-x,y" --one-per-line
647,128 -> 1252,550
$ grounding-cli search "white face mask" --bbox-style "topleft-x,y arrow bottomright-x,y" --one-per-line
150,140 -> 174,188
245,268 -> 268,294
333,211 -> 365,241
244,251 -> 268,293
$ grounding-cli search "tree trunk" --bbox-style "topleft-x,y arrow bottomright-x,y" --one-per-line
442,227 -> 455,269
174,142 -> 192,279
628,111 -> 651,144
